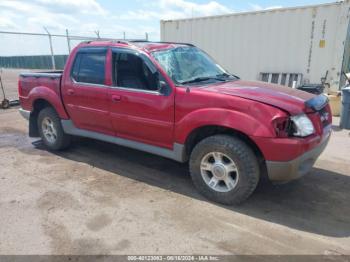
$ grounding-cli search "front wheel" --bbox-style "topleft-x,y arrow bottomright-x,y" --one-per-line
189,135 -> 260,205
37,107 -> 71,151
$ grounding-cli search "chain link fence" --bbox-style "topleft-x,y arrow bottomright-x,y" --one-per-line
0,30 -> 148,102
0,30 -> 148,70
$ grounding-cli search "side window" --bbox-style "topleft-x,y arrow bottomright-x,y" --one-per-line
71,53 -> 81,81
71,51 -> 106,85
112,51 -> 159,91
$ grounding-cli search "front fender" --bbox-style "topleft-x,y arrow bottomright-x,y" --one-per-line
27,86 -> 69,119
175,105 -> 284,144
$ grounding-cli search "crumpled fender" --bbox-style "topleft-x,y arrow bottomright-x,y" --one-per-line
175,104 -> 286,144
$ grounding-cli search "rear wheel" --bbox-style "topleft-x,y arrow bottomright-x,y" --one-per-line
189,135 -> 260,205
37,107 -> 71,150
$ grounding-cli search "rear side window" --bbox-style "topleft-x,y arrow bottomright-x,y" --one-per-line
71,50 -> 106,85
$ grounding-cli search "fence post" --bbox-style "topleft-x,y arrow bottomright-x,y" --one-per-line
44,27 -> 56,70
145,32 -> 149,41
66,29 -> 71,54
94,30 -> 100,39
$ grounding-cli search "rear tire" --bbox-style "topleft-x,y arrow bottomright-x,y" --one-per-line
189,135 -> 260,205
37,107 -> 71,150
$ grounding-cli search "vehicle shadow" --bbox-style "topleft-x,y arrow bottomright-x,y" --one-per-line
332,124 -> 343,132
31,138 -> 350,238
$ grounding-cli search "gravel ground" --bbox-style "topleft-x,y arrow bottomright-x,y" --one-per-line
0,76 -> 350,255
0,108 -> 349,255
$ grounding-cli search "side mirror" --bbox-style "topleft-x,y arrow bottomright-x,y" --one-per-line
159,80 -> 169,95
154,71 -> 169,95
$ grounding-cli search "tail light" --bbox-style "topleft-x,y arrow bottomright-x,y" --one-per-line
18,79 -> 22,96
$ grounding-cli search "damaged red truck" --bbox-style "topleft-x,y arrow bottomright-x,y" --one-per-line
18,41 -> 332,204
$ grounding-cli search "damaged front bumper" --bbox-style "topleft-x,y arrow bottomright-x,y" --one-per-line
266,130 -> 331,182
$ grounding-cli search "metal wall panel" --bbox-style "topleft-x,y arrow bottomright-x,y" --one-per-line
161,1 -> 350,90
0,55 -> 68,69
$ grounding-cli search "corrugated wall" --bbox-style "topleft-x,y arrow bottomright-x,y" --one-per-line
161,1 -> 350,90
0,55 -> 68,69
341,17 -> 350,87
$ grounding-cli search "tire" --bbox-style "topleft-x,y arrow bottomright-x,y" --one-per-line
37,107 -> 71,151
189,135 -> 260,205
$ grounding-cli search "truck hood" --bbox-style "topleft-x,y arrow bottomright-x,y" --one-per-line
200,80 -> 315,114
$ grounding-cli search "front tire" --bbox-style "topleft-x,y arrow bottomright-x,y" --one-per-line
189,135 -> 260,205
37,107 -> 71,150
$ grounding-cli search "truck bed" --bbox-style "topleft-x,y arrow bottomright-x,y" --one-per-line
20,70 -> 63,79
18,71 -> 63,109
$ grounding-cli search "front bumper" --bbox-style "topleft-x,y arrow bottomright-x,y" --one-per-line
266,131 -> 331,182
19,108 -> 30,120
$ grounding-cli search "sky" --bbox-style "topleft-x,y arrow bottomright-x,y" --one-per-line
0,0 -> 334,55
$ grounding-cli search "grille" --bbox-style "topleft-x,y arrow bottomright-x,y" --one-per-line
319,107 -> 331,127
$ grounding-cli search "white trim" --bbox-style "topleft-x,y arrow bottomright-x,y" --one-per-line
110,85 -> 162,95
70,78 -> 164,95
71,78 -> 108,88
61,120 -> 186,162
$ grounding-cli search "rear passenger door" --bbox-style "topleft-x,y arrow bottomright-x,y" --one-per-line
62,47 -> 114,136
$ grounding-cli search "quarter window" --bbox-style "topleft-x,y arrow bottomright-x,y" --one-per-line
72,51 -> 106,85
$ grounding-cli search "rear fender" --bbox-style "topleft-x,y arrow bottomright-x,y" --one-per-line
28,86 -> 69,119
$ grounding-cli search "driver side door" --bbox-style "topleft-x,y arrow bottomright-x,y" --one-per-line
108,48 -> 175,149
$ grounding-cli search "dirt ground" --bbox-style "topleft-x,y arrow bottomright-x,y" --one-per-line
0,69 -> 33,101
0,69 -> 18,99
0,109 -> 349,256
0,81 -> 350,255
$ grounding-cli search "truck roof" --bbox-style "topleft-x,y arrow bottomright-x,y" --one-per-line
77,40 -> 194,53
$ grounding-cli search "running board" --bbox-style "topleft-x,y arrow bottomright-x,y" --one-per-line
61,120 -> 186,163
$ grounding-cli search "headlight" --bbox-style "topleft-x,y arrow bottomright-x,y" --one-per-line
290,114 -> 315,137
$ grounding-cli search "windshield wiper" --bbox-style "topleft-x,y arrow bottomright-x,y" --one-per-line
180,76 -> 226,85
216,73 -> 240,80
180,77 -> 212,84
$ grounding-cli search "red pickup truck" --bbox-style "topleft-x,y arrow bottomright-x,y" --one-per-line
18,41 -> 332,205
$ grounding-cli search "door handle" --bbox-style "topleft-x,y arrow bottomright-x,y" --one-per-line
67,89 -> 75,95
111,94 -> 121,102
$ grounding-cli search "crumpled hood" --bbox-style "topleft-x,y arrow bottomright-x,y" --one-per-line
200,80 -> 315,114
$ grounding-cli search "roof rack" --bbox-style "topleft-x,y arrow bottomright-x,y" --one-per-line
129,40 -> 194,46
160,41 -> 194,46
81,39 -> 147,44
81,39 -> 194,47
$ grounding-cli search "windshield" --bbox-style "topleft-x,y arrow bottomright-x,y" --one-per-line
152,46 -> 236,85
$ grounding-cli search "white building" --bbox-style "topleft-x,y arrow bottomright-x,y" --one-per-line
161,1 -> 350,91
